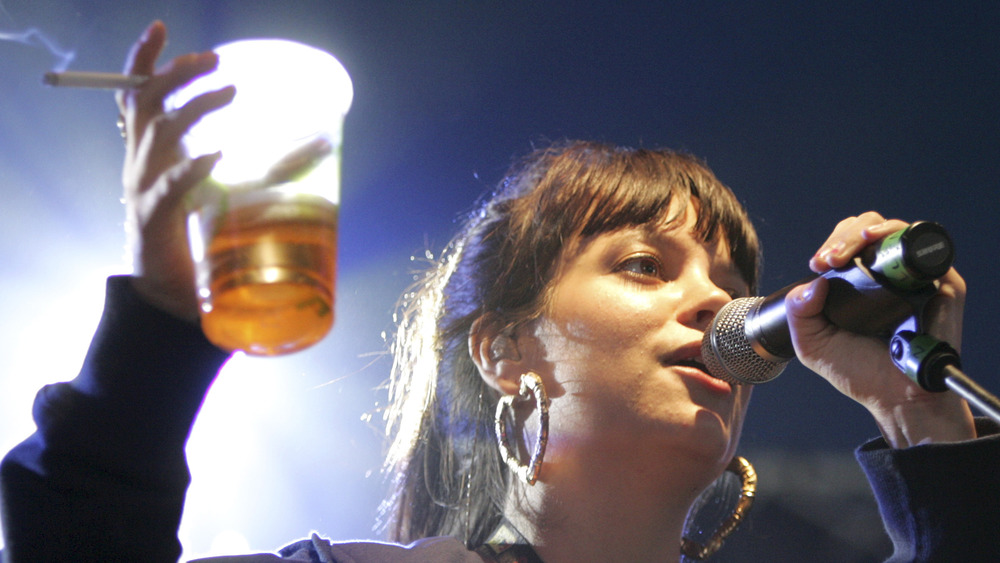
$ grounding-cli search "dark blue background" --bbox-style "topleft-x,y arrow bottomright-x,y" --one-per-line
1,2 -> 996,560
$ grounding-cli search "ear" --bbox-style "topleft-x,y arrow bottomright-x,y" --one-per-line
469,313 -> 526,396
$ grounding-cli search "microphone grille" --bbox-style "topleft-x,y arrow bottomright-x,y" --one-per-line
701,297 -> 789,385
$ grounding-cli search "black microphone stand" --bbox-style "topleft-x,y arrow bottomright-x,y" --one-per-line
890,330 -> 1000,424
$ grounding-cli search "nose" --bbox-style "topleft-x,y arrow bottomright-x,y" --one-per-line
676,273 -> 732,332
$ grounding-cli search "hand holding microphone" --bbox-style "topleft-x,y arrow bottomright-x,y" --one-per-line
702,220 -> 954,386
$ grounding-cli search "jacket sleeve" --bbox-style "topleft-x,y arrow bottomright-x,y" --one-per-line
1,276 -> 231,563
856,418 -> 1000,562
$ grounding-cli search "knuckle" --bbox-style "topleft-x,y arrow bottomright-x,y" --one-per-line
834,215 -> 860,229
857,211 -> 884,221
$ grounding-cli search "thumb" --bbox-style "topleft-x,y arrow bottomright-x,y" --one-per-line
784,276 -> 833,358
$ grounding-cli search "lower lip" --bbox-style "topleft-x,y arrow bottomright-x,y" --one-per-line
675,365 -> 734,395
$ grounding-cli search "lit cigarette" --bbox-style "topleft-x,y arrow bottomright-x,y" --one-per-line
42,71 -> 148,89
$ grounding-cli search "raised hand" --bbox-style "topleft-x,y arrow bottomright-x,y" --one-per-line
785,212 -> 975,447
115,21 -> 236,321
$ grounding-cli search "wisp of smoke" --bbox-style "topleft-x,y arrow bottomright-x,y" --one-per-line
1,27 -> 76,72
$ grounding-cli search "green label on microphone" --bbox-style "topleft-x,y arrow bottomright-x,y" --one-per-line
873,228 -> 921,290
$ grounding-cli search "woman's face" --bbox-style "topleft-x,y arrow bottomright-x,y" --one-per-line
522,203 -> 753,468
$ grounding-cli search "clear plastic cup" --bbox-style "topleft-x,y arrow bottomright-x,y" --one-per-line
169,39 -> 352,356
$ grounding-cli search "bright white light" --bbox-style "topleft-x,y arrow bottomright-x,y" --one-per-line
180,353 -> 285,557
167,39 -> 354,190
208,530 -> 252,555
262,267 -> 282,283
0,268 -> 111,485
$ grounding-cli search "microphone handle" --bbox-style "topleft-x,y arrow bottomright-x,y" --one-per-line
749,266 -> 938,360
750,221 -> 953,361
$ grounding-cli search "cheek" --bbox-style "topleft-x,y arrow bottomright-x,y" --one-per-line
537,292 -> 666,413
551,285 -> 663,348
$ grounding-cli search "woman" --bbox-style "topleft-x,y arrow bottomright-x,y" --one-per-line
380,135 -> 760,560
1,21 -> 996,562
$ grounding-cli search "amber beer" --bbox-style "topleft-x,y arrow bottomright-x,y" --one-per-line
189,189 -> 338,355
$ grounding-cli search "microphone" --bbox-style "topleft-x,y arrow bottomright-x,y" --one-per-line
701,221 -> 954,385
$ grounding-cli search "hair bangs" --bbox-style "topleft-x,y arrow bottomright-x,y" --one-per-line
554,147 -> 759,291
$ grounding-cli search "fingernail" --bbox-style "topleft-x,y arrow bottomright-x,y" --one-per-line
797,279 -> 817,303
818,241 -> 846,263
143,20 -> 164,41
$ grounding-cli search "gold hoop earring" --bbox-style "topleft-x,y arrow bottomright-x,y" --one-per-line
680,456 -> 757,560
494,372 -> 549,486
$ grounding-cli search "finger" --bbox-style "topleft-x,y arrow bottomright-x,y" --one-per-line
809,213 -> 908,272
264,136 -> 333,185
171,85 -> 237,143
921,267 -> 967,351
157,86 -> 237,152
137,51 -> 221,111
128,85 -> 234,174
785,277 -> 828,331
122,51 -> 222,153
124,20 -> 166,76
128,88 -> 233,192
147,151 -> 223,213
786,276 -> 864,359
117,21 -> 166,111
122,52 -> 224,162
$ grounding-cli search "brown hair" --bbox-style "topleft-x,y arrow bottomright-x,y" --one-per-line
381,140 -> 760,546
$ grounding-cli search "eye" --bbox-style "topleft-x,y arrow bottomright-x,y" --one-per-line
724,287 -> 745,300
719,280 -> 751,300
617,254 -> 663,279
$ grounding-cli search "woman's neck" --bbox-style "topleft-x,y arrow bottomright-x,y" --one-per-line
502,438 -> 726,563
